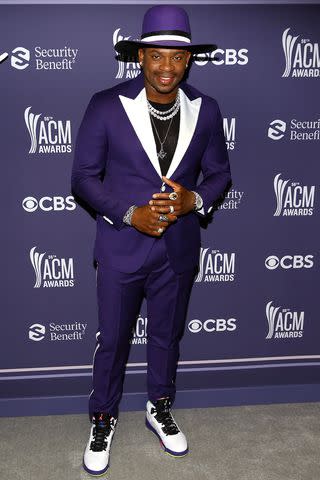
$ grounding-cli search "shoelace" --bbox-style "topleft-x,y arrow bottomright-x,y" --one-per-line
90,417 -> 113,452
152,399 -> 180,436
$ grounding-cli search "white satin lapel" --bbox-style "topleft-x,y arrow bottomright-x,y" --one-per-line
166,88 -> 202,179
119,89 -> 162,178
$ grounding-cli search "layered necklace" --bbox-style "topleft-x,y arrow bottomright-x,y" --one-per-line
147,92 -> 180,160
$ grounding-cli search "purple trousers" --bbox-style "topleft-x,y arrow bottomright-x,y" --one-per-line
89,236 -> 197,419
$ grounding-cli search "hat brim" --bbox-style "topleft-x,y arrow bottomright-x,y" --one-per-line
115,40 -> 216,56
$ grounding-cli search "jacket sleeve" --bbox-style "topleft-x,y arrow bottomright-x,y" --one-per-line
193,102 -> 231,216
71,93 -> 131,230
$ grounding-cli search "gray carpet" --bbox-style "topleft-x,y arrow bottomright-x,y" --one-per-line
0,403 -> 319,480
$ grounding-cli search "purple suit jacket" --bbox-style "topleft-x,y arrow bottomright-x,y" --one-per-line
72,74 -> 231,273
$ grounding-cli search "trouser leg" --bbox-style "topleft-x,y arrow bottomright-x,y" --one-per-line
145,245 -> 196,403
89,263 -> 145,419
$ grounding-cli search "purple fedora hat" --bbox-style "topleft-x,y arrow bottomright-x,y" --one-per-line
114,5 -> 216,55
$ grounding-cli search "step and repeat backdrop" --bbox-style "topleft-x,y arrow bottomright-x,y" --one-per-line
1,2 -> 319,414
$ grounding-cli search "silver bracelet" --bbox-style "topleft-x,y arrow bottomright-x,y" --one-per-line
191,191 -> 203,211
123,205 -> 138,226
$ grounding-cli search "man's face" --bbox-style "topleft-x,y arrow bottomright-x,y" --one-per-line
138,48 -> 191,100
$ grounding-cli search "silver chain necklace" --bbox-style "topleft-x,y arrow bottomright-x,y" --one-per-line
147,92 -> 180,121
150,114 -> 175,160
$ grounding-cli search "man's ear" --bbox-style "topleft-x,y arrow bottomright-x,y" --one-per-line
138,48 -> 144,65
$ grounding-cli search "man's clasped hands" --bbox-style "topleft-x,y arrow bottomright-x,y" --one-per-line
131,176 -> 196,237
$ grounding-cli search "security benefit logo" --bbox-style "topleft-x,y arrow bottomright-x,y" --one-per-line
282,28 -> 319,78
268,120 -> 286,141
28,322 -> 87,342
268,118 -> 320,142
195,248 -> 235,283
29,246 -> 75,288
265,254 -> 314,271
113,28 -> 140,79
265,301 -> 304,339
273,174 -> 315,216
130,315 -> 148,345
0,47 -> 29,69
223,118 -> 236,150
24,107 -> 72,154
217,188 -> 244,211
0,46 -> 78,71
188,318 -> 237,334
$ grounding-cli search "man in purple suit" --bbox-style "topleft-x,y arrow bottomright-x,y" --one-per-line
72,5 -> 231,476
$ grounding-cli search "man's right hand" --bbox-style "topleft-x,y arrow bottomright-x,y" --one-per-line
131,205 -> 177,237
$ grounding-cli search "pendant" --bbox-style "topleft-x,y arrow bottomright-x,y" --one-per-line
157,145 -> 167,160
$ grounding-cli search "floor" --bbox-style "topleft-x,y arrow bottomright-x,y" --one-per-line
0,403 -> 319,480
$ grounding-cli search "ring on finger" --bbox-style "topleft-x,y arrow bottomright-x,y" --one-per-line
159,214 -> 169,222
169,205 -> 174,214
169,192 -> 178,201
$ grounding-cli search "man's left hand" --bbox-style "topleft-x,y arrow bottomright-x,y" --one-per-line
149,176 -> 195,216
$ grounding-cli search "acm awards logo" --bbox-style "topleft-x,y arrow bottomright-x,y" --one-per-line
25,107 -> 72,154
28,322 -> 86,342
273,173 -> 315,216
282,28 -> 319,78
223,118 -> 236,150
0,46 -> 78,70
195,248 -> 235,283
113,28 -> 141,79
266,301 -> 304,339
268,118 -> 320,141
188,318 -> 236,334
130,315 -> 147,345
30,246 -> 75,288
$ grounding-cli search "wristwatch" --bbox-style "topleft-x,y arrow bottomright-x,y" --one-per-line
191,191 -> 203,211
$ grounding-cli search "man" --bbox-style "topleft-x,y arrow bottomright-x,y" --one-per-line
72,5 -> 231,476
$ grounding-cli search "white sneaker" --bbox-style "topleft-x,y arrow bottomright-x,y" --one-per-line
146,399 -> 188,457
83,412 -> 117,476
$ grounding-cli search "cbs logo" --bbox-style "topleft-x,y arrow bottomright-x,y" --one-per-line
188,318 -> 236,333
22,196 -> 76,212
265,255 -> 313,270
194,49 -> 248,66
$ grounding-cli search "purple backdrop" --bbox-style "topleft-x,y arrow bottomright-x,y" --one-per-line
1,3 -> 319,416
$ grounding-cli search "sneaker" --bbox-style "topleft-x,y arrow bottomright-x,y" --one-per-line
83,412 -> 117,476
146,398 -> 188,457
